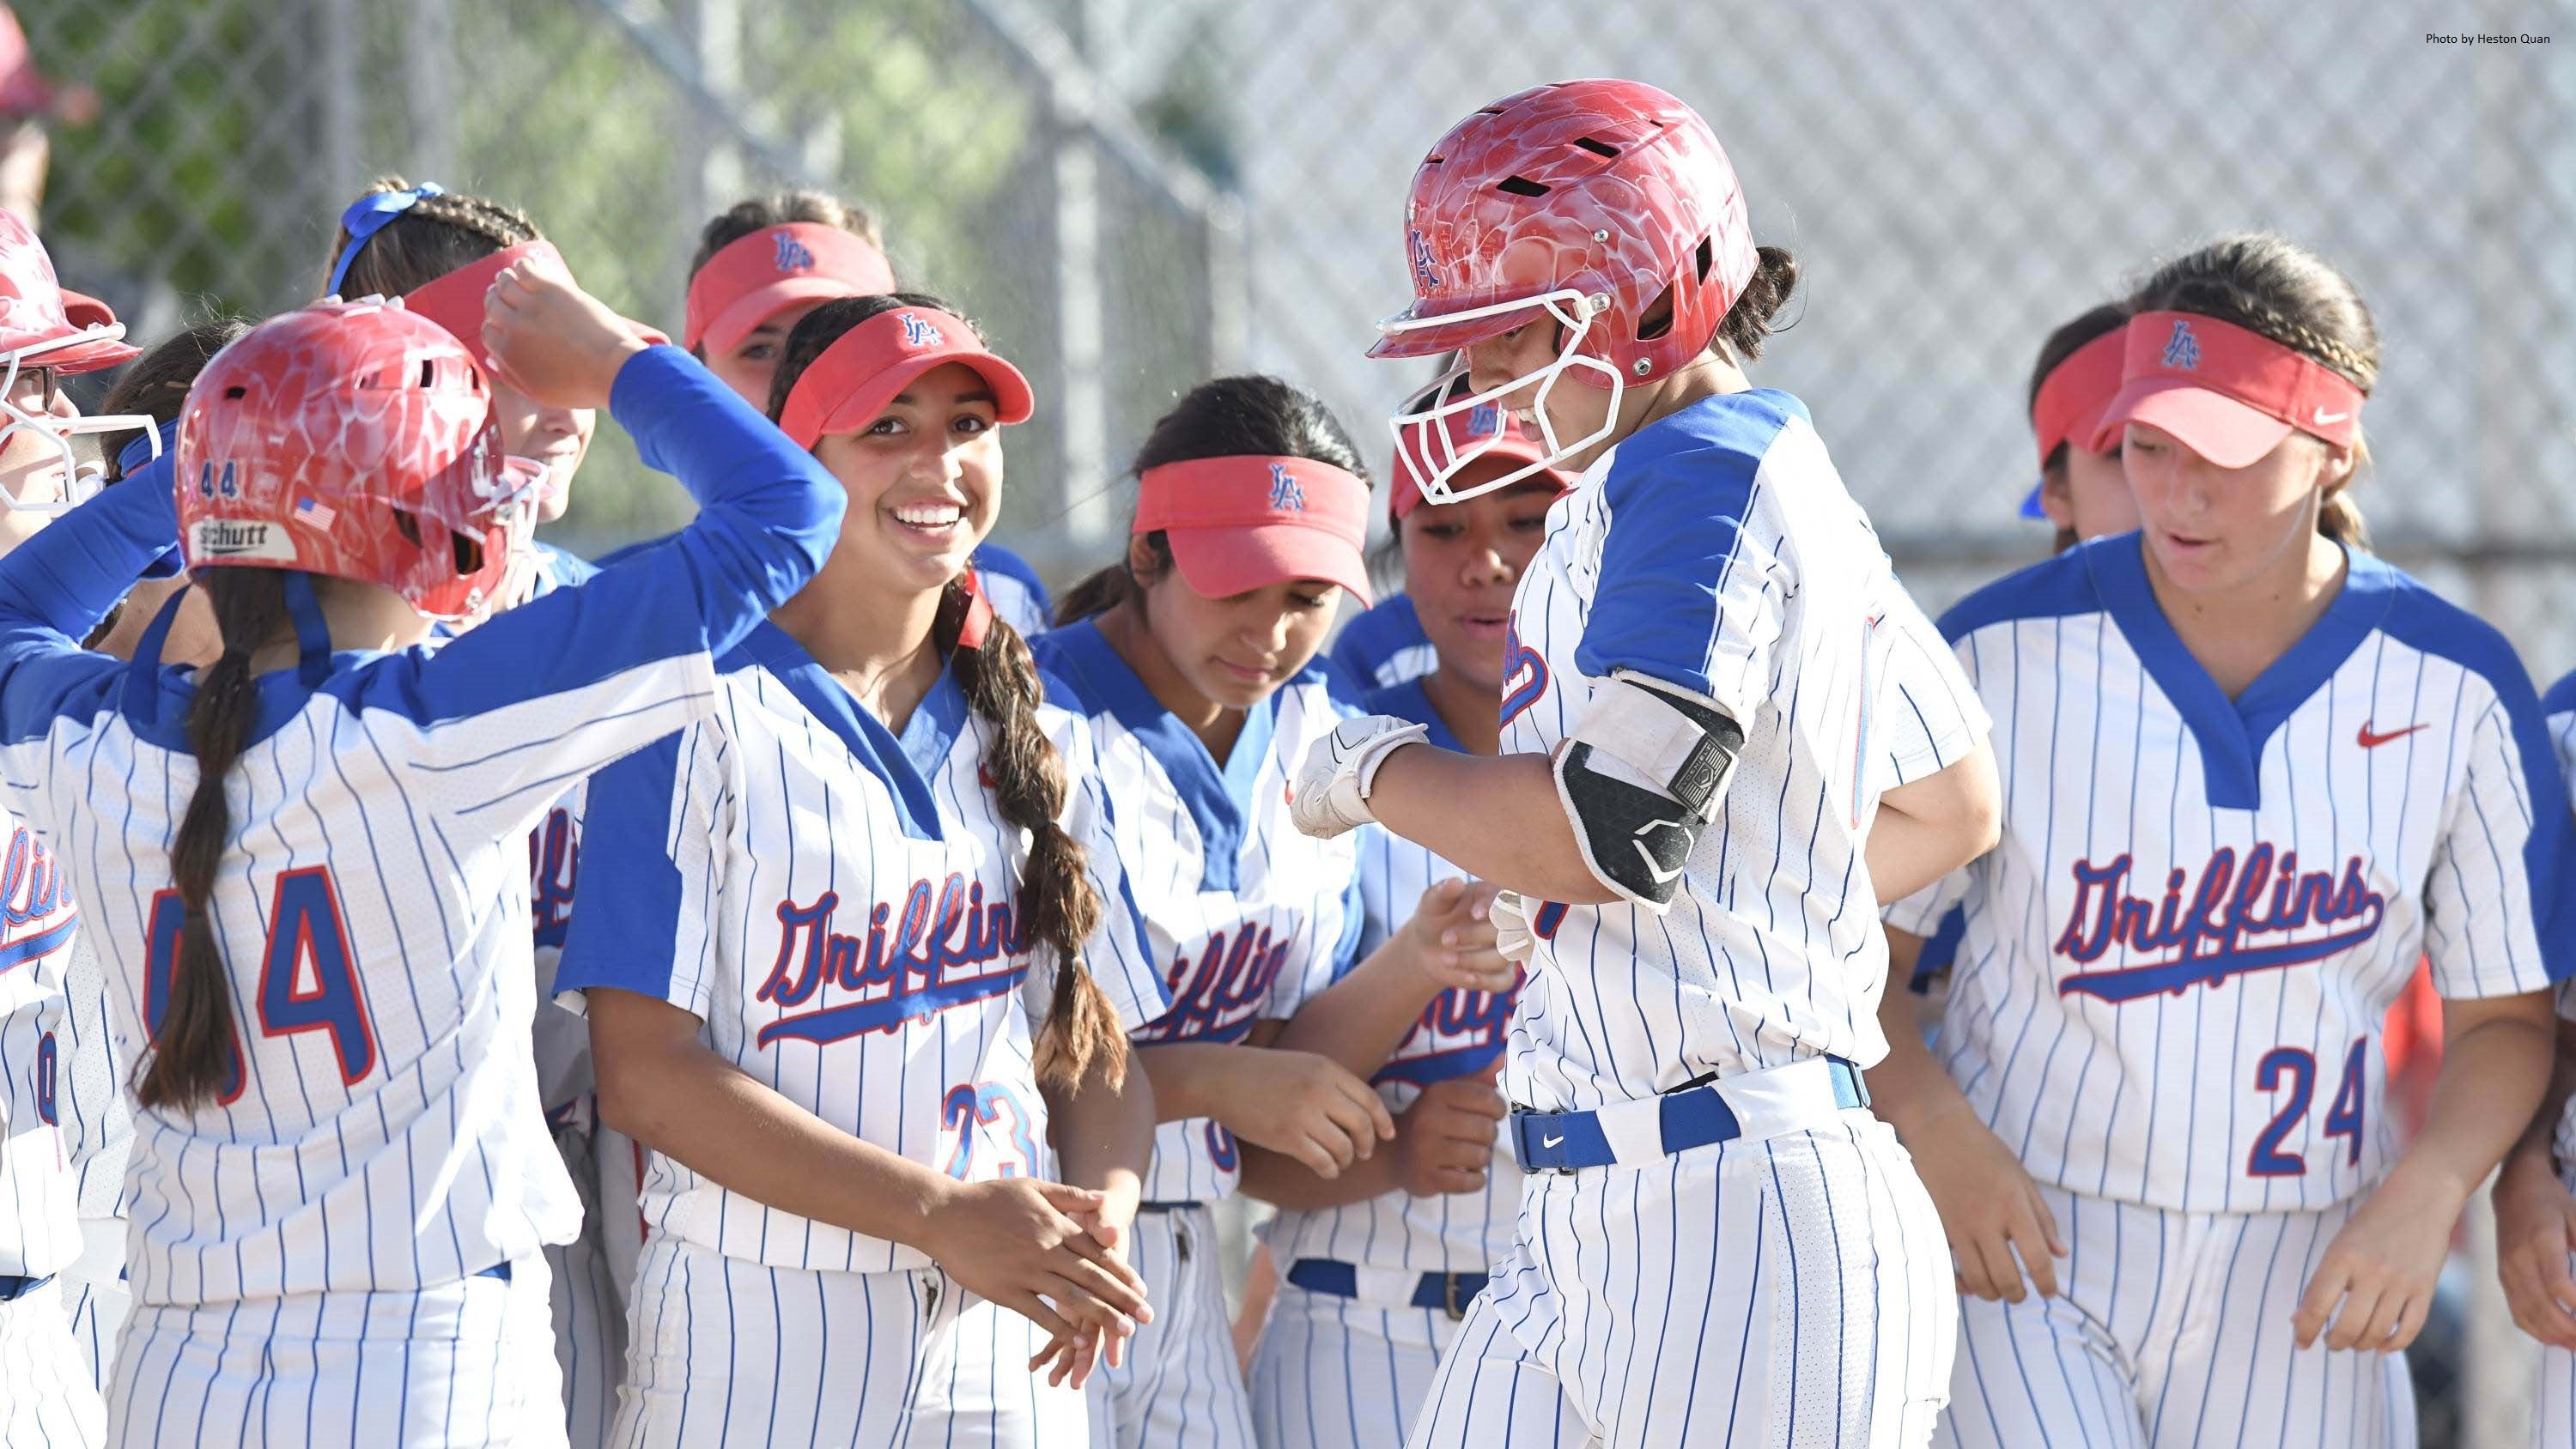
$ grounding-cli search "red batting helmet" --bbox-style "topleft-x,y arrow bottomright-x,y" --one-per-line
177,300 -> 544,620
0,207 -> 151,512
1371,80 -> 1759,501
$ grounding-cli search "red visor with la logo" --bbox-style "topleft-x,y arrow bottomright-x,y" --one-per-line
776,306 -> 1033,449
1134,454 -> 1373,605
1390,393 -> 1570,523
2090,310 -> 2366,469
684,222 -> 896,355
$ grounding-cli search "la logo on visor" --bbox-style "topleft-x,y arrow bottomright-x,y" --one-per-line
774,233 -> 816,272
1268,462 -> 1307,512
1467,402 -> 1501,438
2161,319 -> 2201,371
899,312 -> 944,349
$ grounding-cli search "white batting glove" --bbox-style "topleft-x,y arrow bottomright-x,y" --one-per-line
1290,714 -> 1430,839
1491,888 -> 1537,965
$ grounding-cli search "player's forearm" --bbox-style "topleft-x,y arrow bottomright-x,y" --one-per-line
1866,743 -> 2002,903
1135,1041 -> 1246,1123
597,1034 -> 958,1247
1237,1141 -> 1398,1210
2507,1018 -> 2576,1176
1863,934 -> 1977,1143
1046,1048 -> 1156,1228
1268,941 -> 1438,1079
2395,992 -> 2556,1201
1366,748 -> 1622,905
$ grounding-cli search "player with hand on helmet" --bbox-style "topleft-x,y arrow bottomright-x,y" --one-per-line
0,252 -> 842,1446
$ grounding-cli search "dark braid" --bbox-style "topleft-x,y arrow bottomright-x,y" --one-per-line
139,569 -> 289,1108
321,176 -> 538,300
939,583 -> 1127,1091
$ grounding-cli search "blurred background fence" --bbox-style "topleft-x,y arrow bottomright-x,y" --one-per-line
15,0 -> 2576,1441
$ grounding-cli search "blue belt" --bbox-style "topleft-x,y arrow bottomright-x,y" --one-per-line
1135,1201 -> 1201,1214
0,1272 -> 52,1303
1510,1057 -> 1870,1172
1286,1258 -> 1486,1319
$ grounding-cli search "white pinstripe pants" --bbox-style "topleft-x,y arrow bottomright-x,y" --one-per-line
1406,1113 -> 1955,1449
1935,1183 -> 2416,1449
106,1256 -> 565,1449
1087,1205 -> 1256,1449
611,1234 -> 1087,1448
1249,1281 -> 1589,1449
2,1278 -> 104,1447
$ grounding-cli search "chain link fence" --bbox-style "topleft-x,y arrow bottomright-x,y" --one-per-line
17,0 -> 2576,1442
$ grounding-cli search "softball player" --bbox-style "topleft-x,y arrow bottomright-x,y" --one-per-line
557,291 -> 1159,1447
0,208 -> 141,1449
325,179 -> 676,1444
1291,79 -> 2002,1448
1039,372 -> 1521,1449
1875,233 -> 2571,1448
0,258 -> 842,1446
2494,671 -> 2576,1446
1326,596 -> 1431,694
1243,388 -> 1581,1448
683,191 -> 1053,639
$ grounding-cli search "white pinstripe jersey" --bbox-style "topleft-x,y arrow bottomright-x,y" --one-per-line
519,543 -> 594,1128
0,347 -> 841,1304
57,929 -> 131,1222
1500,390 -> 1984,1113
973,543 -> 1054,641
556,625 -> 1170,1274
1890,537 -> 2576,1213
0,806 -> 80,1276
2542,670 -> 2576,1171
1033,619 -> 1364,1204
1264,676 -> 1519,1274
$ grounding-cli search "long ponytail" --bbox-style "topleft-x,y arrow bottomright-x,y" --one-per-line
139,568 -> 289,1109
939,579 -> 1127,1092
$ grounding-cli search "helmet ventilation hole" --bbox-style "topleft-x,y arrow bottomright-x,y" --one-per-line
1572,136 -> 1620,158
418,359 -> 437,388
222,385 -> 246,400
1497,176 -> 1550,198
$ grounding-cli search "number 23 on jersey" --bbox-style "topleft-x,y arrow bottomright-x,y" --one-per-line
143,865 -> 377,1103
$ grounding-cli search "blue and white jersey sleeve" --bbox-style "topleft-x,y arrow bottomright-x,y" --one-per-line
974,544 -> 1054,640
1327,594 -> 1434,693
555,726 -> 732,1020
1043,699 -> 1169,1034
1575,427 -> 1788,719
2421,663 -> 2573,1000
1871,579 -> 1990,791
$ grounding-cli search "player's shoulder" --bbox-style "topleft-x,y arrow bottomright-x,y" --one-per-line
1327,593 -> 1426,686
2357,551 -> 2539,706
971,543 -> 1048,597
1601,388 -> 1812,509
1936,534 -> 2117,645
1027,616 -> 1116,718
2543,668 -> 2576,724
531,539 -> 599,591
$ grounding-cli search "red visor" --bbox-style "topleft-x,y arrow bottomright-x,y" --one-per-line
1390,394 -> 1569,521
404,241 -> 669,373
2030,324 -> 2126,470
684,223 -> 896,355
776,306 -> 1033,449
2090,311 -> 2365,470
1135,455 -> 1373,605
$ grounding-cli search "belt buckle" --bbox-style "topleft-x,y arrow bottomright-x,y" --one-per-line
1443,1273 -> 1467,1321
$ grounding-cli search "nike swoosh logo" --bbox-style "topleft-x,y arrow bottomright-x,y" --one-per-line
2312,408 -> 2350,426
2357,721 -> 2427,749
1540,1133 -> 1564,1149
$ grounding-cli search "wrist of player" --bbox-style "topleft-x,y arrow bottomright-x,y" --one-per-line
1290,714 -> 1430,839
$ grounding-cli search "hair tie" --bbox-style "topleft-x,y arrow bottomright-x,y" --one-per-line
326,183 -> 446,298
956,569 -> 995,652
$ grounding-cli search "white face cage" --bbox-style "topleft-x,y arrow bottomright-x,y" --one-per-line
0,328 -> 161,514
1381,288 -> 1623,505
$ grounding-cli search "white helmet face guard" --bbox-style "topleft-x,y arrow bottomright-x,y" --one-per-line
1381,289 -> 1624,505
0,330 -> 160,514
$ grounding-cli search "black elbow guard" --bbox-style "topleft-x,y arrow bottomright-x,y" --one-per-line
1552,671 -> 1746,910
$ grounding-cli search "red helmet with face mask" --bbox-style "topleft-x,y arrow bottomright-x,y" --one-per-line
0,207 -> 150,511
1371,80 -> 1759,503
